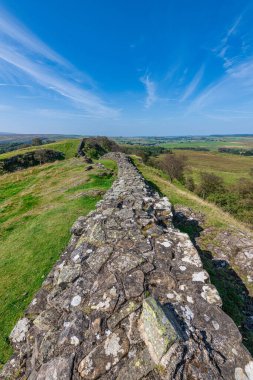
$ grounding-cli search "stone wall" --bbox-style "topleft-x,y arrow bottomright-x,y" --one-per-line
1,153 -> 252,380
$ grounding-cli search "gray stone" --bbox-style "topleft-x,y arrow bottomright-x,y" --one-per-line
87,245 -> 113,273
116,348 -> 155,380
78,329 -> 129,379
33,308 -> 60,331
123,270 -> 144,299
139,297 -> 179,363
57,265 -> 81,286
36,355 -> 74,380
10,318 -> 30,344
107,301 -> 140,330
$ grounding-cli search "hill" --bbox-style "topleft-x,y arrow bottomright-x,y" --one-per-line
0,139 -> 80,161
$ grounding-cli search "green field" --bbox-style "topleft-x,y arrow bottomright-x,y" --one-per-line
171,150 -> 253,185
0,154 -> 116,366
113,135 -> 253,152
159,136 -> 253,151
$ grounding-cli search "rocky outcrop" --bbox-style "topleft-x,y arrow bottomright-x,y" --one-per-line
1,153 -> 252,380
0,149 -> 64,173
77,137 -> 120,160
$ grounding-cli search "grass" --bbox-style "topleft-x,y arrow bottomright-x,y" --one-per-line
160,136 -> 253,151
0,139 -> 80,160
131,156 -> 252,230
171,150 -> 253,185
0,157 -> 116,366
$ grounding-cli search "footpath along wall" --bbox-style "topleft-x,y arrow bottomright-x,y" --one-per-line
1,152 -> 253,380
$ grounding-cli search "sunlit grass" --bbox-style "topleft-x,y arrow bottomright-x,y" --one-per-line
0,139 -> 80,160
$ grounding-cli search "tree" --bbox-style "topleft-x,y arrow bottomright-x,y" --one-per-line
32,137 -> 43,146
159,154 -> 186,182
197,172 -> 224,199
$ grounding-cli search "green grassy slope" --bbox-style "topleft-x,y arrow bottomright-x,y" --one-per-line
132,156 -> 250,229
0,139 -> 80,160
0,157 -> 116,366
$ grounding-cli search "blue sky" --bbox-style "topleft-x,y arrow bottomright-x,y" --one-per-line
0,0 -> 253,136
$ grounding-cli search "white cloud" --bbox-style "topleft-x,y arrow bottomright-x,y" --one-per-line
188,57 -> 253,115
140,75 -> 157,108
180,65 -> 204,102
214,13 -> 244,69
0,7 -> 118,118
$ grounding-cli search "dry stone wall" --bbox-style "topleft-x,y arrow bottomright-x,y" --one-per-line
1,153 -> 253,380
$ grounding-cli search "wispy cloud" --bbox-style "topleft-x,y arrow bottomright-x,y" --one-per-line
180,65 -> 204,102
188,56 -> 253,116
140,75 -> 157,108
0,83 -> 32,88
214,13 -> 244,69
0,7 -> 118,117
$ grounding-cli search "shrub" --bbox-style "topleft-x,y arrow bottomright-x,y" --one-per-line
32,137 -> 43,146
197,172 -> 224,199
185,176 -> 195,192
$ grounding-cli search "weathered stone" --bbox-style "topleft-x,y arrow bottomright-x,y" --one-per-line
26,288 -> 49,317
139,297 -> 179,363
89,286 -> 119,313
201,285 -> 222,306
116,348 -> 155,380
10,318 -> 30,344
148,270 -> 176,300
33,308 -> 60,331
107,301 -> 140,330
57,265 -> 81,286
78,329 -> 129,379
36,355 -> 74,380
71,216 -> 87,235
86,246 -> 113,273
107,253 -> 144,273
123,270 -> 144,299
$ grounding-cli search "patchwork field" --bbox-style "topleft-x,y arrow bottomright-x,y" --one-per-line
0,156 -> 116,366
173,150 -> 253,185
159,136 -> 253,151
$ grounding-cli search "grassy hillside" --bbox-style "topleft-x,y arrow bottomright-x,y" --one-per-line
0,156 -> 116,366
132,156 -> 250,230
0,139 -> 80,160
